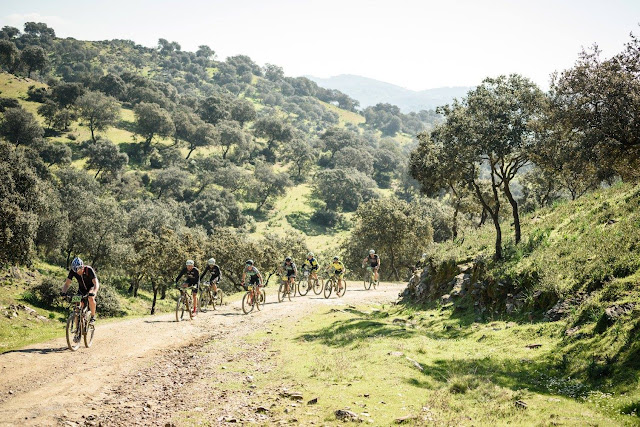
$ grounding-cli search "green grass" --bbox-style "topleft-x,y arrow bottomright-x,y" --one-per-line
318,100 -> 366,126
234,302 -> 634,425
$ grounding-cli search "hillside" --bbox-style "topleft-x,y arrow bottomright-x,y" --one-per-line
308,74 -> 472,112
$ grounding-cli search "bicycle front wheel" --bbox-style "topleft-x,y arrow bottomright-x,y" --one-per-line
213,289 -> 224,309
312,278 -> 322,295
242,292 -> 254,314
199,290 -> 210,313
299,279 -> 310,296
364,273 -> 372,290
176,294 -> 186,322
323,279 -> 332,299
337,280 -> 347,297
258,289 -> 266,310
84,314 -> 95,348
278,283 -> 286,303
66,312 -> 81,351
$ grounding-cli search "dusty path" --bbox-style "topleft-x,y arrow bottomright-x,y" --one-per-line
0,282 -> 404,426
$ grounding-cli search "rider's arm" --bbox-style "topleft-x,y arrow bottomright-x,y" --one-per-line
62,276 -> 72,293
241,272 -> 246,283
175,267 -> 186,283
257,270 -> 264,285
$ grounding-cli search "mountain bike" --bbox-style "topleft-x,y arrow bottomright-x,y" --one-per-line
64,294 -> 95,351
242,282 -> 265,314
362,265 -> 378,290
176,283 -> 196,322
277,273 -> 296,302
199,281 -> 224,312
299,269 -> 317,296
323,272 -> 347,299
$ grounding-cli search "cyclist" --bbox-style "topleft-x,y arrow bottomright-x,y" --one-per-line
200,258 -> 221,296
241,259 -> 263,290
175,260 -> 200,315
303,252 -> 319,283
326,256 -> 345,292
415,253 -> 428,269
363,249 -> 381,282
279,256 -> 297,294
61,257 -> 99,324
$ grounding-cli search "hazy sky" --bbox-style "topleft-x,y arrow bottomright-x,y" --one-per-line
1,0 -> 638,90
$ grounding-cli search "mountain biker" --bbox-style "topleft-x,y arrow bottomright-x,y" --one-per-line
363,249 -> 381,282
241,259 -> 263,290
415,253 -> 428,269
303,252 -> 319,283
279,256 -> 297,292
61,257 -> 99,324
175,260 -> 200,315
200,258 -> 221,296
326,256 -> 345,292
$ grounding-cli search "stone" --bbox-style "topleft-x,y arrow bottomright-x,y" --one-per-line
335,409 -> 360,422
515,400 -> 528,409
395,415 -> 418,424
307,398 -> 318,405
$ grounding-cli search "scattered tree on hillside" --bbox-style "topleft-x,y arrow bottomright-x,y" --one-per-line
0,107 -> 44,147
344,197 -> 433,280
82,138 -> 128,180
253,115 -> 294,160
76,91 -> 120,141
134,102 -> 175,154
312,168 -> 377,212
247,162 -> 292,212
319,126 -> 362,161
20,45 -> 47,77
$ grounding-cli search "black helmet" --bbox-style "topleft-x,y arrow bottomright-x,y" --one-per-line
285,256 -> 292,262
246,259 -> 254,266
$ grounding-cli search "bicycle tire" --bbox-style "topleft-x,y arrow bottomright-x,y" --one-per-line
299,279 -> 310,296
257,289 -> 266,310
176,294 -> 186,322
242,291 -> 254,314
213,289 -> 224,309
199,289 -> 210,313
65,312 -> 81,351
278,283 -> 286,303
312,277 -> 322,295
337,280 -> 347,297
84,313 -> 95,348
373,277 -> 378,289
323,278 -> 332,299
364,272 -> 372,290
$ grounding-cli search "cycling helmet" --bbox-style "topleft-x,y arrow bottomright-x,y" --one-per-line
71,257 -> 83,272
333,256 -> 339,261
369,249 -> 375,254
421,253 -> 427,258
246,259 -> 254,266
208,258 -> 216,265
285,256 -> 292,262
307,252 -> 314,257
186,260 -> 194,266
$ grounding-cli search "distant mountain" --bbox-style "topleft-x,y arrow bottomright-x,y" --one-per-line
306,74 -> 472,113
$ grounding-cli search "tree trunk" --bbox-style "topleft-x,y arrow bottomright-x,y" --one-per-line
472,179 -> 502,261
94,168 -> 102,179
150,281 -> 158,315
491,211 -> 502,260
161,284 -> 166,300
452,204 -> 459,241
90,126 -> 96,143
502,179 -> 521,244
185,146 -> 195,159
222,145 -> 231,159
478,207 -> 487,227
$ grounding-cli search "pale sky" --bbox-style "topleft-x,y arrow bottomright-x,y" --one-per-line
1,0 -> 638,90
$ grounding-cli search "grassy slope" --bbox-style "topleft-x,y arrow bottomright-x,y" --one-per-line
230,301 -> 632,425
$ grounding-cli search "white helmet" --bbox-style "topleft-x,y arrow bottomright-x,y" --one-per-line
422,253 -> 427,258
307,252 -> 314,257
208,258 -> 216,265
369,249 -> 375,254
186,260 -> 194,266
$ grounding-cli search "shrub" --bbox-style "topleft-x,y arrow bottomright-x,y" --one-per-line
311,209 -> 341,227
96,283 -> 124,317
32,276 -> 73,307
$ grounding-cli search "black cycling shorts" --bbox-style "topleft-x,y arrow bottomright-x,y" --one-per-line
248,275 -> 260,285
286,270 -> 296,278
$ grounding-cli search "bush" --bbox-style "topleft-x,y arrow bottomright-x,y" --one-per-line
96,283 -> 124,317
32,276 -> 73,307
311,209 -> 341,227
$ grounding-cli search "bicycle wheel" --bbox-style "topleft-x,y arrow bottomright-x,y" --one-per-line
258,289 -> 266,310
299,279 -> 310,296
242,291 -> 254,314
176,294 -> 186,322
373,276 -> 379,289
323,279 -> 333,299
213,289 -> 224,309
337,280 -> 347,297
83,311 -> 95,348
364,272 -> 372,290
65,312 -> 81,351
199,289 -> 210,313
278,283 -> 286,302
312,277 -> 322,295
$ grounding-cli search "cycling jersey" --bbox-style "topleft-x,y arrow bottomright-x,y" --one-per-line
245,265 -> 260,277
330,261 -> 345,274
67,266 -> 98,295
176,267 -> 200,287
282,261 -> 297,277
367,254 -> 380,268
201,264 -> 221,282
304,258 -> 319,271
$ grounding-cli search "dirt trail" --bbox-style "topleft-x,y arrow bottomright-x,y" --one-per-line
0,282 -> 404,426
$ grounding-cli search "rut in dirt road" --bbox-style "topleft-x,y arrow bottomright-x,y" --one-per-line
0,282 -> 404,426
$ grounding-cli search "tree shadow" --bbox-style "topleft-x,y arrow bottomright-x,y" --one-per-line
299,317 -> 417,348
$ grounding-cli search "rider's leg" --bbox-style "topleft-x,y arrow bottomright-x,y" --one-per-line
374,267 -> 379,281
88,295 -> 96,317
192,290 -> 198,313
